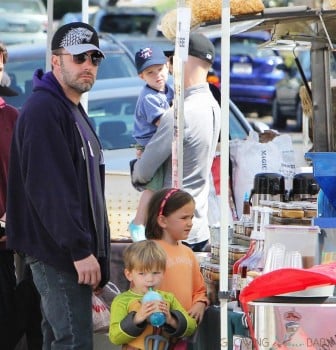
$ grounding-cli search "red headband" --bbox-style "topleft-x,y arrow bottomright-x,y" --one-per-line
158,188 -> 179,216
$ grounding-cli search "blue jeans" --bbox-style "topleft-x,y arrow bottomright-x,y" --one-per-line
28,258 -> 93,350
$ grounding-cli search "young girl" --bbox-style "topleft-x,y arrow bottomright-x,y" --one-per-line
109,240 -> 197,350
146,188 -> 209,324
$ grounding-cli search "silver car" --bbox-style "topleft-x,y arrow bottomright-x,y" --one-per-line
87,77 -> 255,239
5,33 -> 138,109
0,0 -> 47,46
88,78 -> 254,171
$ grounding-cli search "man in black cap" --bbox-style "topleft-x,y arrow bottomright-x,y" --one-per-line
132,33 -> 220,251
6,22 -> 110,349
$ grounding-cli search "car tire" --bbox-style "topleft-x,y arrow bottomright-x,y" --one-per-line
272,98 -> 287,129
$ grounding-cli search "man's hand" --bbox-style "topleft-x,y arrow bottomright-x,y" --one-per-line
136,149 -> 143,159
74,254 -> 101,289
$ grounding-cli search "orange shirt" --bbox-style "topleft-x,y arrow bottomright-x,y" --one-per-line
155,240 -> 208,310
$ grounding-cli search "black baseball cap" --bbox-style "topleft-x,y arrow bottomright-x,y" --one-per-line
51,22 -> 105,57
164,33 -> 215,64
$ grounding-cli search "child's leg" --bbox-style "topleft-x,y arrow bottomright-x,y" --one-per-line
129,166 -> 163,242
128,189 -> 154,242
133,189 -> 154,225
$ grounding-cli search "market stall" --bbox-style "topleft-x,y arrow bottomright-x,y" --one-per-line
213,4 -> 336,349
164,2 -> 336,349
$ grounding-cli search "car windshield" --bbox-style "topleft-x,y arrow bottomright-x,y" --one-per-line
88,96 -> 137,150
99,14 -> 156,35
229,109 -> 249,140
230,37 -> 276,58
0,1 -> 44,14
87,93 -> 250,150
5,46 -> 137,109
97,52 -> 137,79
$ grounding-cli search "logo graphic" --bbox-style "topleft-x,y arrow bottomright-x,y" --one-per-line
60,27 -> 94,47
139,48 -> 153,59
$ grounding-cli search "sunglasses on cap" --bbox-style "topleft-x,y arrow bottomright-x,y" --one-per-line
56,51 -> 103,66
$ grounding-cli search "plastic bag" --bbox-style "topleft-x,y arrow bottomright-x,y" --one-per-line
98,281 -> 121,310
92,293 -> 110,333
230,131 -> 295,218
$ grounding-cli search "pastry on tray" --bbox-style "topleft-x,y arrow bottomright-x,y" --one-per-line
160,0 -> 265,40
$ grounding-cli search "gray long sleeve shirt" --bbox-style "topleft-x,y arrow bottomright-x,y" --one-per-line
132,83 -> 220,244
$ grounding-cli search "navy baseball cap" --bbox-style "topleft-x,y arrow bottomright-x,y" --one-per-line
164,33 -> 215,64
135,47 -> 167,74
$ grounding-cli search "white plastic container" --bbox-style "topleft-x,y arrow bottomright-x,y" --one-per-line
264,224 -> 320,269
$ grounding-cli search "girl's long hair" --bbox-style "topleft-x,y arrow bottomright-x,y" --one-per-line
145,188 -> 194,239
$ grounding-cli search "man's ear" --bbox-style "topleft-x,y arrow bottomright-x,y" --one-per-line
51,54 -> 61,68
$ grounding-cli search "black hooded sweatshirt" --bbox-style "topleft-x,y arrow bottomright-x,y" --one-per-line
6,69 -> 110,287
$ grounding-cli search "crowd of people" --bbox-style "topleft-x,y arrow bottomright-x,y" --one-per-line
1,20 -> 220,350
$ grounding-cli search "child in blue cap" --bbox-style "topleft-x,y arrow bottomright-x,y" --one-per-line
129,47 -> 174,241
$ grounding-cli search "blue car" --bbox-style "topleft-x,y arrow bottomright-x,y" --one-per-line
211,30 -> 285,116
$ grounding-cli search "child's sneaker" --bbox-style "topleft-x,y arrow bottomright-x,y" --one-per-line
128,221 -> 146,242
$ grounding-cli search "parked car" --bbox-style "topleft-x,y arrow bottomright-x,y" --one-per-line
5,33 -> 138,109
0,0 -> 47,46
88,77 -> 255,172
91,6 -> 160,39
120,37 -> 174,57
57,6 -> 100,27
272,50 -> 311,130
209,30 -> 286,116
87,77 -> 257,237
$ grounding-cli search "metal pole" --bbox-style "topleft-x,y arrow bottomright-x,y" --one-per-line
172,1 -> 191,188
82,0 -> 89,23
81,0 -> 89,113
220,1 -> 230,349
46,0 -> 54,72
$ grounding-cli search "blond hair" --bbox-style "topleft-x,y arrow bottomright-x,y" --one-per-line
123,240 -> 166,272
0,42 -> 8,64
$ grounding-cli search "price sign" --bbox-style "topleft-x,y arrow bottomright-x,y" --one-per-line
175,6 -> 191,62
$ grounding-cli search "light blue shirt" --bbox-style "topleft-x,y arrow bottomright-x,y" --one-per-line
133,83 -> 174,146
